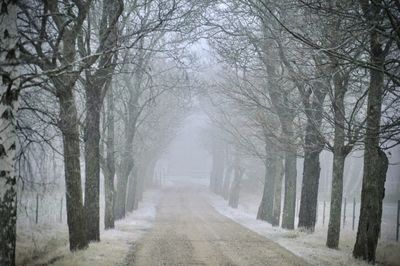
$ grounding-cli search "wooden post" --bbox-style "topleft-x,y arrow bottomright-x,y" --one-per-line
323,201 -> 326,226
35,193 -> 39,224
59,196 -> 63,223
343,197 -> 347,229
396,200 -> 399,242
352,198 -> 356,231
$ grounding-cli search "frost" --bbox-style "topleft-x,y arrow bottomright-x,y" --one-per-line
16,190 -> 159,266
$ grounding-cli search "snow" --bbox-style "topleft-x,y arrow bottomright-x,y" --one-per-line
16,176 -> 400,266
206,190 -> 400,266
16,189 -> 159,266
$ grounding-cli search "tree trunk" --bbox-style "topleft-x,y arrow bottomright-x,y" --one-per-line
261,27 -> 297,229
228,170 -> 243,209
84,0 -> 121,230
298,133 -> 322,230
353,3 -> 387,259
137,169 -> 145,203
84,83 -> 101,242
104,86 -> 115,230
115,152 -> 133,220
0,2 -> 19,264
272,157 -> 284,226
228,152 -> 243,208
134,173 -> 142,210
210,141 -> 225,195
257,146 -> 277,223
126,167 -> 137,213
59,90 -> 88,251
282,127 -> 297,230
222,166 -> 233,200
354,149 -> 388,261
114,45 -> 145,219
326,58 -> 350,248
327,150 -> 346,248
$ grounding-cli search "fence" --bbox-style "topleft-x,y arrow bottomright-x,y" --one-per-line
309,198 -> 399,241
18,192 -> 65,226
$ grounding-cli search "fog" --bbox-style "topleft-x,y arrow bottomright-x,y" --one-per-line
2,0 -> 400,265
160,111 -> 211,179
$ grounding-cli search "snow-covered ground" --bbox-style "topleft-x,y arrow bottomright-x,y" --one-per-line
16,176 -> 399,266
164,176 -> 399,265
16,189 -> 160,266
206,189 -> 400,266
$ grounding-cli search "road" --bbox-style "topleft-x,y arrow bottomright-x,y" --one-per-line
127,185 -> 309,266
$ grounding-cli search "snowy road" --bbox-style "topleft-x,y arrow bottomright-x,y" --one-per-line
127,185 -> 309,266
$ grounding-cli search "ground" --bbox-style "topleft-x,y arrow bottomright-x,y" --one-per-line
16,191 -> 158,266
16,177 -> 400,265
129,185 -> 307,266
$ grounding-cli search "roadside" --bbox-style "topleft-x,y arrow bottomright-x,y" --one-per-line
16,189 -> 159,266
207,187 -> 400,266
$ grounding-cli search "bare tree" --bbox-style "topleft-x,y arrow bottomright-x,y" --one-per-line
0,1 -> 20,264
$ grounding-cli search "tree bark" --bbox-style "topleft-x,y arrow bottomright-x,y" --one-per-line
228,153 -> 243,209
282,125 -> 297,230
210,140 -> 225,195
83,0 -> 122,240
257,144 -> 277,223
353,1 -> 388,260
228,167 -> 243,209
0,2 -> 19,264
59,89 -> 88,251
260,27 -> 297,229
115,151 -> 134,220
327,59 -> 350,248
222,165 -> 233,200
126,167 -> 137,213
114,42 -> 146,220
84,83 -> 101,242
272,157 -> 284,226
326,150 -> 346,248
354,149 -> 388,261
288,52 -> 327,231
298,122 -> 324,230
137,167 -> 146,203
297,74 -> 327,231
104,86 -> 115,229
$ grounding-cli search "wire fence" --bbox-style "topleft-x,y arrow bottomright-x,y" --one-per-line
295,198 -> 400,241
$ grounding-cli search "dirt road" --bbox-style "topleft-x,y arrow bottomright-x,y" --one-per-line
128,185 -> 309,266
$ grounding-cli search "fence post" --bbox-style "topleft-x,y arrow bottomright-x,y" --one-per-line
343,197 -> 347,229
396,200 -> 399,242
35,193 -> 39,224
59,196 -> 63,223
352,198 -> 356,231
323,201 -> 326,226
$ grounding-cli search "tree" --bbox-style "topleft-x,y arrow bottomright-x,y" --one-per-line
210,137 -> 225,194
102,83 -> 116,229
228,149 -> 244,208
353,0 -> 392,261
18,0 -> 93,250
82,0 -> 123,242
0,1 -> 20,264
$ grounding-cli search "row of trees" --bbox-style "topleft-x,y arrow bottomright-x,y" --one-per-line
0,0 -> 203,265
0,0 -> 399,265
202,0 -> 399,263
